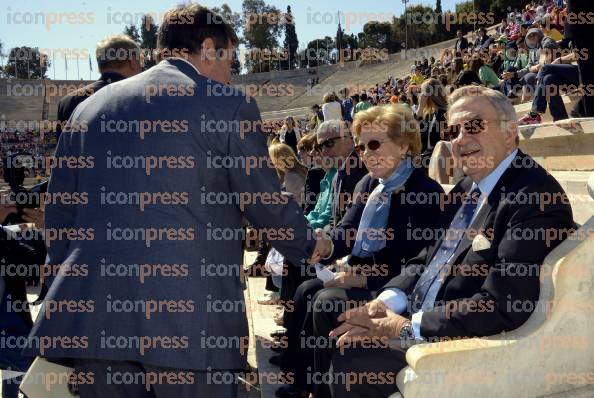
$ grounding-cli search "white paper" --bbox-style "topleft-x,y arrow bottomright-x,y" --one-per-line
264,248 -> 285,276
315,264 -> 337,283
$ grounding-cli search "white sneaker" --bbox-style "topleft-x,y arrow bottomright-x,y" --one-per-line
257,292 -> 280,305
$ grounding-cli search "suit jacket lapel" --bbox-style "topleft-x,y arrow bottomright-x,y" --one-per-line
449,192 -> 494,264
425,177 -> 474,262
449,151 -> 526,265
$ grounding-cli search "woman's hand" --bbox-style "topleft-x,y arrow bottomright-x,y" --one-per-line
22,207 -> 45,229
324,271 -> 367,288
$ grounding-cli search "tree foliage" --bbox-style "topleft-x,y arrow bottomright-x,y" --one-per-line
212,4 -> 244,75
4,46 -> 50,79
123,25 -> 141,44
282,6 -> 299,70
242,0 -> 282,73
140,15 -> 159,69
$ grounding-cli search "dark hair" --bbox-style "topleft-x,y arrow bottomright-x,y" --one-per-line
351,94 -> 360,102
157,4 -> 239,56
453,57 -> 464,75
469,57 -> 484,74
361,93 -> 368,101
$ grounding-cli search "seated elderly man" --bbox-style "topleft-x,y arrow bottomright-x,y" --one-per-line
324,86 -> 574,398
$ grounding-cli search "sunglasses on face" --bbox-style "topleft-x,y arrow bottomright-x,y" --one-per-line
444,118 -> 487,140
354,139 -> 391,155
314,136 -> 344,151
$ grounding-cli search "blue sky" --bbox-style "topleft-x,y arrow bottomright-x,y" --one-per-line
0,0 -> 461,80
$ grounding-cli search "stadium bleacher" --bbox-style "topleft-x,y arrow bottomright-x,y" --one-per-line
2,4 -> 594,395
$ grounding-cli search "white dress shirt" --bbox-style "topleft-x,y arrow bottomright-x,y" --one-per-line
165,57 -> 201,76
378,149 -> 518,339
322,101 -> 343,121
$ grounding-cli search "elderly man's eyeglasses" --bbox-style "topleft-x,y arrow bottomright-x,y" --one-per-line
314,136 -> 345,151
444,118 -> 487,140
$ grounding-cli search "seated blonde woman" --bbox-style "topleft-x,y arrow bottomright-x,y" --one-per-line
257,143 -> 308,305
268,143 -> 308,206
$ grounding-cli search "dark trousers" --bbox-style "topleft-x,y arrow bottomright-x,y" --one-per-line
311,287 -> 375,398
284,278 -> 325,390
280,262 -> 311,303
521,72 -> 538,96
2,376 -> 23,398
1,277 -> 33,398
573,39 -> 594,117
502,67 -> 522,96
73,359 -> 237,398
532,64 -> 580,121
329,345 -> 409,398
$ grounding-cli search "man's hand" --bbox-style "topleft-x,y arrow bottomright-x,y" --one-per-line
328,300 -> 389,338
529,64 -> 541,73
502,71 -> 514,80
334,313 -> 409,348
330,303 -> 410,348
551,57 -> 562,65
0,195 -> 17,224
324,270 -> 367,289
308,228 -> 333,264
22,208 -> 45,229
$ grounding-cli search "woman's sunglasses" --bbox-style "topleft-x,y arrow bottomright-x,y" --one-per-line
444,118 -> 486,140
354,139 -> 391,155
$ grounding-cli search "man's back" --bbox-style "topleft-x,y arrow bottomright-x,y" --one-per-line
29,58 -> 314,371
56,72 -> 125,136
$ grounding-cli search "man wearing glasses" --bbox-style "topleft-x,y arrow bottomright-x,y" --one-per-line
311,121 -> 367,230
324,86 -> 575,398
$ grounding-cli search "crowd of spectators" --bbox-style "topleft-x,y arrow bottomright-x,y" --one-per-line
0,129 -> 55,180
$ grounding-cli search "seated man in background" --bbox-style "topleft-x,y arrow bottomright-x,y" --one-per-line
326,86 -> 574,398
519,50 -> 580,125
509,28 -> 558,102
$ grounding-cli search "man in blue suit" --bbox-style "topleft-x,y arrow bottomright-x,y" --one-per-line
25,4 -> 320,397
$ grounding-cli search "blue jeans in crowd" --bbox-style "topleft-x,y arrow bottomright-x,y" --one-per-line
532,63 -> 580,121
522,72 -> 538,97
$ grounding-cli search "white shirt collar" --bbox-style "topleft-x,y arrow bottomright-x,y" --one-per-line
472,149 -> 518,197
164,57 -> 201,77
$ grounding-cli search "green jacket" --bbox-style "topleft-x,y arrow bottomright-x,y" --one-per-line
479,65 -> 501,88
306,168 -> 337,229
503,53 -> 528,71
354,101 -> 372,114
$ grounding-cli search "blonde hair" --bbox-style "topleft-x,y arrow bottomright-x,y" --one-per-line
420,78 -> 448,118
268,143 -> 308,181
322,93 -> 335,103
352,104 -> 422,156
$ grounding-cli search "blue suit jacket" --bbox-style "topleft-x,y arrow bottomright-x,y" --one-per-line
26,59 -> 315,370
